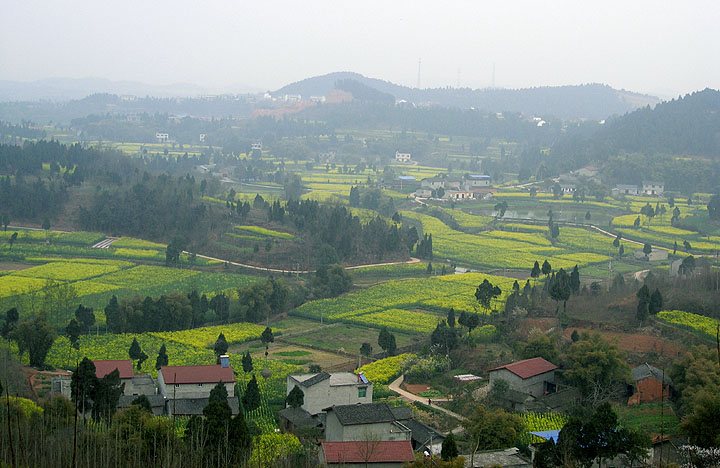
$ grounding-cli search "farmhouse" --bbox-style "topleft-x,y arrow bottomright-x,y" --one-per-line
395,151 -> 411,163
318,440 -> 414,468
488,357 -> 557,398
93,360 -> 156,397
155,132 -> 169,142
464,174 -> 492,188
628,363 -> 673,405
323,402 -> 412,442
421,177 -> 445,190
158,357 -> 235,399
414,187 -> 433,198
445,190 -> 474,201
613,184 -> 640,196
286,371 -> 373,416
404,418 -> 445,455
642,181 -> 665,196
465,447 -> 532,468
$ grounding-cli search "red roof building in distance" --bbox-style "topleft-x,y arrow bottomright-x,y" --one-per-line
159,365 -> 234,384
320,440 -> 414,465
490,357 -> 557,379
93,360 -> 134,379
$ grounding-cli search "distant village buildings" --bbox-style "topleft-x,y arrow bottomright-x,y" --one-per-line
415,174 -> 495,200
395,151 -> 412,163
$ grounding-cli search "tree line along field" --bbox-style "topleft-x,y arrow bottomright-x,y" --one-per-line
0,230 -> 259,326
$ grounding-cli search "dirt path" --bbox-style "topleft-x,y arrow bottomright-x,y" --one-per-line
388,375 -> 465,421
191,251 -> 421,274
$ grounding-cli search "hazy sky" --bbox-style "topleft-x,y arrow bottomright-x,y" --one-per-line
1,0 -> 718,97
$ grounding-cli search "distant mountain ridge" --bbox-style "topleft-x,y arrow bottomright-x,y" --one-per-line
274,71 -> 659,120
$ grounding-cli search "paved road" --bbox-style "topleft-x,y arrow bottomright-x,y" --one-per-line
388,375 -> 466,421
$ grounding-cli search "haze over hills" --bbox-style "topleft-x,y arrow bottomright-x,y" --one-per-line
0,77 -> 261,102
275,71 -> 660,120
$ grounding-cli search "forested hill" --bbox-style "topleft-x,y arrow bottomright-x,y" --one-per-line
593,88 -> 720,156
274,71 -> 658,120
549,88 -> 720,170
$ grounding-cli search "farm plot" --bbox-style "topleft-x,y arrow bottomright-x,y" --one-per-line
151,322 -> 270,349
656,310 -> 718,341
289,273 -> 516,333
234,226 -> 296,239
284,324 -> 419,354
402,211 -> 610,270
519,412 -> 568,444
10,261 -> 124,281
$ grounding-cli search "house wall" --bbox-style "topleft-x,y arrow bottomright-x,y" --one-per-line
158,371 -> 233,399
121,378 -> 139,396
467,179 -> 491,187
629,377 -> 670,405
324,412 -> 410,442
319,450 -> 404,468
421,180 -> 444,189
489,369 -> 554,398
287,376 -> 373,416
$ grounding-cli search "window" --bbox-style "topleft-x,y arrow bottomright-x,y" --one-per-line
358,387 -> 367,398
175,384 -> 180,388
198,383 -> 203,387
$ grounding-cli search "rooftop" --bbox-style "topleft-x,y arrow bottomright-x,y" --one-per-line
159,365 -> 234,384
321,440 -> 414,464
490,357 -> 557,379
169,397 -> 240,416
290,372 -> 366,387
632,363 -> 674,386
93,360 -> 134,380
324,402 -> 398,425
404,419 -> 445,446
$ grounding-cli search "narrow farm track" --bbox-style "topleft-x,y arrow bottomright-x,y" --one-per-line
388,375 -> 466,421
189,251 -> 421,275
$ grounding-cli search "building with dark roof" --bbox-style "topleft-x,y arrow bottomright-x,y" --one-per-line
319,440 -> 414,467
628,363 -> 673,405
117,394 -> 166,416
489,357 -> 557,398
165,397 -> 240,416
323,403 -> 412,442
286,372 -> 372,416
404,419 -> 445,455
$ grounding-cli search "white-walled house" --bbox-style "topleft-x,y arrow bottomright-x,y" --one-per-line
488,357 -> 557,398
464,174 -> 492,189
158,359 -> 235,400
395,151 -> 411,162
642,181 -> 664,196
286,372 -> 373,416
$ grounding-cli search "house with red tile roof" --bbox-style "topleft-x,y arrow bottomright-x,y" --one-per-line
319,440 -> 414,467
158,358 -> 235,400
92,360 -> 156,397
488,357 -> 557,398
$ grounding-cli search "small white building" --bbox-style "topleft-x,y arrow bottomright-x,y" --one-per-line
642,181 -> 664,196
414,188 -> 433,198
421,177 -> 445,190
488,357 -> 557,398
323,402 -> 412,442
251,143 -> 262,151
395,151 -> 411,162
158,358 -> 235,400
286,372 -> 373,416
613,184 -> 640,196
156,132 -> 169,142
464,174 -> 492,189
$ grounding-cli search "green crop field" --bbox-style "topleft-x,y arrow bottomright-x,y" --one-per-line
401,211 -> 611,270
289,272 -> 516,333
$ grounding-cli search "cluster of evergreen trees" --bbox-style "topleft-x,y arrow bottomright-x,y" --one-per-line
104,291 -> 230,333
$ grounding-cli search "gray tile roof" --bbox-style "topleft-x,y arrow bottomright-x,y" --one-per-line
296,372 -> 331,388
390,405 -> 413,421
326,402 -> 397,425
632,363 -> 673,386
405,419 -> 445,446
168,397 -> 240,416
279,407 -> 320,428
118,394 -> 165,408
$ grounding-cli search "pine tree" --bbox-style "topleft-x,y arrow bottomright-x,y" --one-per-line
242,351 -> 253,373
531,261 -> 541,279
447,308 -> 455,328
155,343 -> 169,369
214,333 -> 228,358
649,289 -> 663,315
286,385 -> 304,408
242,375 -> 261,412
129,337 -> 142,363
569,265 -> 581,295
441,434 -> 459,460
541,260 -> 552,276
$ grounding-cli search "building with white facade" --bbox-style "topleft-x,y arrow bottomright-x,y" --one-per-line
286,372 -> 373,416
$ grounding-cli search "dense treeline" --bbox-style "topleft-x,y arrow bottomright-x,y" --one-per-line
77,172 -> 210,240
284,199 -> 410,262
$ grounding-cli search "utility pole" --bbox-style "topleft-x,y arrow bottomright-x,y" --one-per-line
417,58 -> 422,89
